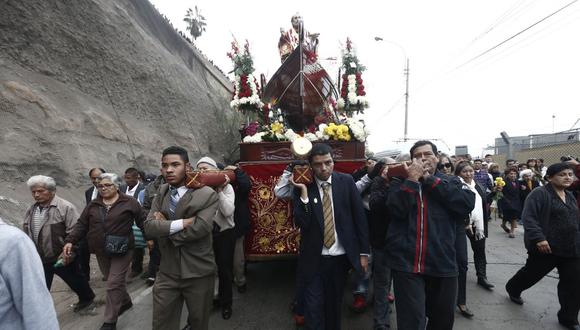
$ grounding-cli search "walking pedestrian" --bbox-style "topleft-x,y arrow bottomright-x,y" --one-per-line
454,161 -> 497,319
499,167 -> 521,238
386,140 -> 475,330
506,163 -> 580,330
144,146 -> 219,330
63,173 -> 146,330
23,175 -> 95,312
196,157 -> 236,320
291,143 -> 370,330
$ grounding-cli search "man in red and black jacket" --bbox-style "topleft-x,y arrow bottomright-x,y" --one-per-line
386,140 -> 475,330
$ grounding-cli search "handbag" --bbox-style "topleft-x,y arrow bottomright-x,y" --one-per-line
100,207 -> 129,255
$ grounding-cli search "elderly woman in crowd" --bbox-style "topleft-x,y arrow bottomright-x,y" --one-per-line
519,168 -> 540,204
63,173 -> 146,330
499,167 -> 521,238
506,163 -> 580,330
196,157 -> 236,320
454,161 -> 498,318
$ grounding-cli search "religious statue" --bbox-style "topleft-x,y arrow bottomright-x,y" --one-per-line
278,13 -> 319,63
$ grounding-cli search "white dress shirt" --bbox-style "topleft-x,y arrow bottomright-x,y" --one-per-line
125,182 -> 140,197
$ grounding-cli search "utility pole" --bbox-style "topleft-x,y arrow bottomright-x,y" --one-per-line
403,58 -> 410,141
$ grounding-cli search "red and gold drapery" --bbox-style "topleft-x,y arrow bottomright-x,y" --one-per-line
240,161 -> 364,260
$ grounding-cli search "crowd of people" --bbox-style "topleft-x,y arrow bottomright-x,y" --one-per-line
1,141 -> 579,330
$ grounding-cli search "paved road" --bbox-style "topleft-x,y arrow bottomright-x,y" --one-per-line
53,216 -> 567,329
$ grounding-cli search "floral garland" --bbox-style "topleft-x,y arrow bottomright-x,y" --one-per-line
227,40 -> 263,114
337,38 -> 369,112
241,117 -> 370,144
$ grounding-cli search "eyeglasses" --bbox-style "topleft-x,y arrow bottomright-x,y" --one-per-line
96,183 -> 116,190
437,163 -> 452,169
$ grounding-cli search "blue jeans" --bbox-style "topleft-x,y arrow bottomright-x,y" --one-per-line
352,252 -> 372,298
373,246 -> 392,328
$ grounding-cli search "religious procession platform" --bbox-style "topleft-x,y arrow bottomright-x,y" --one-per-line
239,141 -> 365,260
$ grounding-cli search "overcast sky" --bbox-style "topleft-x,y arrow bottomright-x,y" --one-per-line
150,0 -> 580,156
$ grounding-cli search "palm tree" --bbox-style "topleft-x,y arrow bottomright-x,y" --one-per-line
183,6 -> 206,40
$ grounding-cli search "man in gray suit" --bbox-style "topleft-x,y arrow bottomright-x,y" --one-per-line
144,146 -> 219,330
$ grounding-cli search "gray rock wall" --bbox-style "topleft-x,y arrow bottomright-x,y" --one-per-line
0,0 -> 240,225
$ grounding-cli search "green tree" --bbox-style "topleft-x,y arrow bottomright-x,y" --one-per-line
184,6 -> 206,40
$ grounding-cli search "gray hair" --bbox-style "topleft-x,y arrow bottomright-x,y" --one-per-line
26,175 -> 57,191
395,153 -> 411,162
99,173 -> 122,187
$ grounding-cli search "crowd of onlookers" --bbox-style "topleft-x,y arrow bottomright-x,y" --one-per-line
1,147 -> 251,330
1,143 -> 579,330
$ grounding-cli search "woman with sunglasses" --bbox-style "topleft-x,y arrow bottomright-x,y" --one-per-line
438,154 -> 454,175
453,161 -> 498,318
63,173 -> 146,330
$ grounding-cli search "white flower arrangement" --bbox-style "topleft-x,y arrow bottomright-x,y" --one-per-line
242,131 -> 267,143
230,74 -> 264,110
346,118 -> 369,142
304,133 -> 318,142
284,129 -> 299,142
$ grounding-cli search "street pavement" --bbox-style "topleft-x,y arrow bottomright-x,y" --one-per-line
53,215 -> 568,329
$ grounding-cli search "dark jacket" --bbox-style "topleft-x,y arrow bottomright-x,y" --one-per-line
66,193 -> 146,255
293,172 -> 370,279
519,179 -> 540,209
523,184 -> 580,257
142,175 -> 165,214
232,168 -> 251,238
472,182 -> 493,237
498,177 -> 521,214
368,176 -> 391,248
85,186 -> 97,205
386,172 -> 475,277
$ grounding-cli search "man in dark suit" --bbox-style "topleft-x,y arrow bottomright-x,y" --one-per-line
81,167 -> 106,281
84,167 -> 105,204
291,143 -> 370,330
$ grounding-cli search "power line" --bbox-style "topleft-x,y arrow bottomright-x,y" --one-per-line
454,0 -> 578,71
462,6 -> 580,71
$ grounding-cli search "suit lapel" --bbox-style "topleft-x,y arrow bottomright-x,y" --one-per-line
175,188 -> 194,219
309,182 -> 324,232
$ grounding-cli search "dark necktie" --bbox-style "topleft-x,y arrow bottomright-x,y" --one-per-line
169,187 -> 179,219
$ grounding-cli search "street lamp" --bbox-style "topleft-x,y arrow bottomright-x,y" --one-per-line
374,38 -> 410,141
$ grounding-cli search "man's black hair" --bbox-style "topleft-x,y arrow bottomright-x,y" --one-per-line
162,146 -> 189,163
88,168 -> 106,176
505,159 -> 516,166
308,143 -> 333,163
124,167 -> 140,176
484,154 -> 493,158
409,140 -> 438,157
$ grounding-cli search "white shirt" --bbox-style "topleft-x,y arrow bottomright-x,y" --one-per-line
90,186 -> 99,201
214,184 -> 236,232
168,186 -> 190,234
301,176 -> 345,256
125,182 -> 140,197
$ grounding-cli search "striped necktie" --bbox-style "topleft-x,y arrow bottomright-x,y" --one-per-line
169,187 -> 179,219
321,182 -> 335,248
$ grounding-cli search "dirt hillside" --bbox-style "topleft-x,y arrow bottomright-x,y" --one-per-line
0,0 -> 239,225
